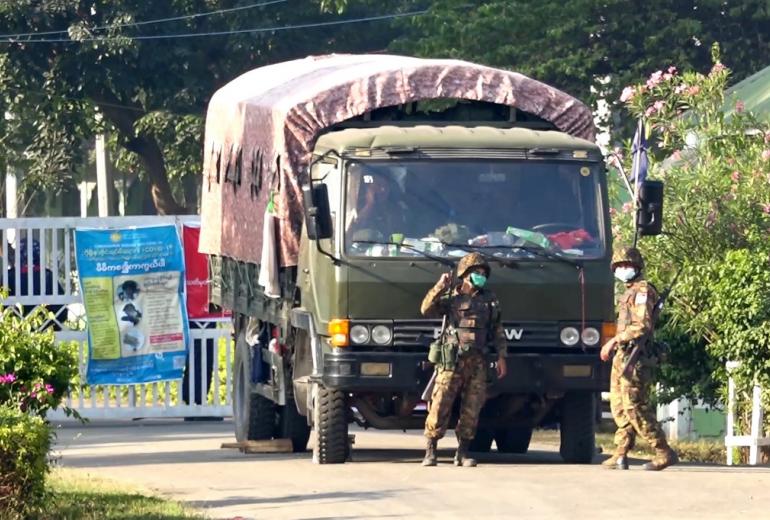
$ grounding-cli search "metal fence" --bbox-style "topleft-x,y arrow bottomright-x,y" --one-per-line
0,216 -> 235,421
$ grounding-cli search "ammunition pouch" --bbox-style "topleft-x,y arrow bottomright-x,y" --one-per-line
428,340 -> 459,371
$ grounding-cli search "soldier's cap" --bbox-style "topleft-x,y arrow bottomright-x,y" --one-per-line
611,246 -> 645,270
456,252 -> 491,278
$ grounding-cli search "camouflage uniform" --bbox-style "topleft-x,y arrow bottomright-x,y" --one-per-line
421,254 -> 506,442
605,247 -> 677,471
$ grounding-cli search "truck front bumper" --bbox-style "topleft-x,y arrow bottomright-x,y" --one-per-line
320,351 -> 610,394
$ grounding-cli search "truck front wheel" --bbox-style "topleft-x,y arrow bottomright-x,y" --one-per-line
559,391 -> 596,464
233,332 -> 275,442
312,385 -> 349,464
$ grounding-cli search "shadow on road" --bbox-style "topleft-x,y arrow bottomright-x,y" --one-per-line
187,489 -> 407,511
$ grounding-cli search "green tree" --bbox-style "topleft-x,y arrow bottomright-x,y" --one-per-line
611,49 -> 770,406
395,0 -> 770,112
0,0 -> 404,213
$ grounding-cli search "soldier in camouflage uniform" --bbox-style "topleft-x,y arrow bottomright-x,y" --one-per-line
600,246 -> 678,471
421,252 -> 507,467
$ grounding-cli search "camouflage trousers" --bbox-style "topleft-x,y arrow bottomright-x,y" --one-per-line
424,352 -> 486,440
609,349 -> 668,454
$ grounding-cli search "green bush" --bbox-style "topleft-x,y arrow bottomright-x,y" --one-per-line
0,297 -> 79,417
0,404 -> 53,519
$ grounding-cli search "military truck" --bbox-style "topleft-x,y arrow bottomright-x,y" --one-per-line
199,55 -> 663,464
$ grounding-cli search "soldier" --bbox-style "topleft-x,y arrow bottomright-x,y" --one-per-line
421,252 -> 507,467
600,246 -> 678,471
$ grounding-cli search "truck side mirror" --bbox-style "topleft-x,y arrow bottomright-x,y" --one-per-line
302,183 -> 333,240
637,180 -> 664,236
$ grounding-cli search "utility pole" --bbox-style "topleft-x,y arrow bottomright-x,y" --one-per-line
95,133 -> 112,217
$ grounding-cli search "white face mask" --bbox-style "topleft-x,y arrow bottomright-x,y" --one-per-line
614,267 -> 638,282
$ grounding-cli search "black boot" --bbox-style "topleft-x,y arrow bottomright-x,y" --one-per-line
422,438 -> 438,467
454,439 -> 477,467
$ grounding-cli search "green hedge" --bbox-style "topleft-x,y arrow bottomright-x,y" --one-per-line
0,404 -> 52,520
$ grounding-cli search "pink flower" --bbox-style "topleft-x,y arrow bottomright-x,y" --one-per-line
622,202 -> 633,214
45,384 -> 54,394
762,149 -> 770,161
620,86 -> 636,103
761,203 -> 770,215
765,130 -> 770,144
736,100 -> 745,113
711,62 -> 726,75
672,150 -> 682,160
0,373 -> 17,384
646,70 -> 664,89
731,171 -> 741,182
674,84 -> 687,95
654,100 -> 665,111
609,207 -> 618,217
667,66 -> 678,75
645,105 -> 657,117
687,86 -> 701,96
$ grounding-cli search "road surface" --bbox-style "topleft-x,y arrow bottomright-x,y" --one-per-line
53,420 -> 770,520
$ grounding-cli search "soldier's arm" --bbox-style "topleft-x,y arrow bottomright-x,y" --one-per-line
614,285 -> 655,343
421,281 -> 450,317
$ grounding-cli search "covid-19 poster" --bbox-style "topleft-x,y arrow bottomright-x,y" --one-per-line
75,225 -> 189,385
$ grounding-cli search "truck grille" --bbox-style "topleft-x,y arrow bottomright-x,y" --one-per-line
392,320 -> 560,350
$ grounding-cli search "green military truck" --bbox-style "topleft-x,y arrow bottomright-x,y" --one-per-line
199,54 -> 663,464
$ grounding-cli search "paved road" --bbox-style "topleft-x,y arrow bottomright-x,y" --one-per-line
53,420 -> 770,520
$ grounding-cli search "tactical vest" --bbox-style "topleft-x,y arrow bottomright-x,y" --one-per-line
448,292 -> 494,351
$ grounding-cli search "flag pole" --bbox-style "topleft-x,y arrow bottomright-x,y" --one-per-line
632,118 -> 644,248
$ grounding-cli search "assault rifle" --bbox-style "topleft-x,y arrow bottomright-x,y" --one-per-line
620,269 -> 682,379
421,268 -> 456,402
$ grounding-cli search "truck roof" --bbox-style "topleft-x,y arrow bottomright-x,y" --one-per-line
315,125 -> 601,155
200,54 -> 597,266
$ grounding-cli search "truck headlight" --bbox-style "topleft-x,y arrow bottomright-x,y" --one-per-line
371,325 -> 392,345
560,327 -> 580,346
350,325 -> 370,345
581,327 -> 601,346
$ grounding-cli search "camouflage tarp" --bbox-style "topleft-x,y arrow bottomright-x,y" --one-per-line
199,54 -> 596,266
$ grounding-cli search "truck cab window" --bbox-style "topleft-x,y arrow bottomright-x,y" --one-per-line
344,159 -> 604,259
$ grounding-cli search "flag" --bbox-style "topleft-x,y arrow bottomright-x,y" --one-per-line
631,118 -> 649,202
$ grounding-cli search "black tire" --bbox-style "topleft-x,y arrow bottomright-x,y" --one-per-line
495,426 -> 533,454
469,427 -> 494,453
559,391 -> 596,464
233,332 -> 276,442
277,401 -> 311,453
313,386 -> 348,464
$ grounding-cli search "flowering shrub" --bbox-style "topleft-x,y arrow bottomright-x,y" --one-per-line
0,290 -> 79,517
610,45 -> 770,410
0,291 -> 78,417
0,404 -> 52,519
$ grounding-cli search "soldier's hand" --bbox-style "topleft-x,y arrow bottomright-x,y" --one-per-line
496,357 -> 507,379
437,272 -> 452,290
600,338 -> 617,362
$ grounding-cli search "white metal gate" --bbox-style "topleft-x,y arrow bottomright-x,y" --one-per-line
0,216 -> 234,421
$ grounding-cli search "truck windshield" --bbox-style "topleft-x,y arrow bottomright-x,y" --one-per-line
344,159 -> 605,259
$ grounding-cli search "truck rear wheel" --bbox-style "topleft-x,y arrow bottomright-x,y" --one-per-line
559,391 -> 596,464
312,385 -> 348,464
495,426 -> 533,454
233,331 -> 275,442
277,402 -> 311,452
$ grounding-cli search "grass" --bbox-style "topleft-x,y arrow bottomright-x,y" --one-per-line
42,468 -> 205,520
532,423 -> 726,464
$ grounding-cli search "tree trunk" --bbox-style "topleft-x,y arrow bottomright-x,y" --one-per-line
132,136 -> 187,215
96,99 -> 188,215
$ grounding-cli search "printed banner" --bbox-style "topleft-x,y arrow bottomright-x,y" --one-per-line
182,224 -> 229,320
182,224 -> 209,319
75,225 -> 189,385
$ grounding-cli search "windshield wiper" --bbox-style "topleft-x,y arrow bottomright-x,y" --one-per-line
352,240 -> 455,267
440,242 -> 518,269
509,242 -> 580,268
